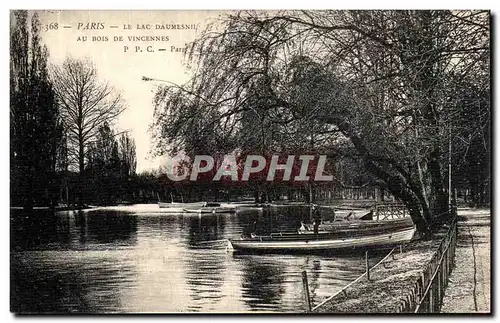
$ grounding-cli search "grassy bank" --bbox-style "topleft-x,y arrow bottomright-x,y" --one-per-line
313,226 -> 451,313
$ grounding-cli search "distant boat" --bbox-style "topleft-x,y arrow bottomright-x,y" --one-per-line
158,201 -> 205,213
219,202 -> 270,212
184,202 -> 236,214
228,217 -> 415,252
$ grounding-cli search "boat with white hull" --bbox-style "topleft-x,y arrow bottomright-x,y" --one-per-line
183,202 -> 236,214
229,227 -> 415,252
228,217 -> 416,252
158,201 -> 205,213
219,202 -> 269,212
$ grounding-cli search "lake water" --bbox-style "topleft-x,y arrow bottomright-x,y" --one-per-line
10,204 -> 375,313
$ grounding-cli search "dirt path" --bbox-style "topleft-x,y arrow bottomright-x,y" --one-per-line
440,208 -> 491,313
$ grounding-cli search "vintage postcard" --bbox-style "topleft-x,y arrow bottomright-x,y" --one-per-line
9,9 -> 491,314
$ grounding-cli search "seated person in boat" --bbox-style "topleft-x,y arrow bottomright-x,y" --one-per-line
312,204 -> 321,234
298,221 -> 308,234
241,221 -> 258,238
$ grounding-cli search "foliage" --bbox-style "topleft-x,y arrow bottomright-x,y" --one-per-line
84,123 -> 137,205
150,10 -> 490,233
10,11 -> 63,208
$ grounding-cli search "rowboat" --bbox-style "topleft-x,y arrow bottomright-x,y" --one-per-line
219,202 -> 269,209
301,217 -> 414,233
158,201 -> 205,213
235,205 -> 267,212
228,217 -> 416,252
183,202 -> 236,214
224,202 -> 270,212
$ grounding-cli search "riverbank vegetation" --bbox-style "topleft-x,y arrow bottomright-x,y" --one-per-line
150,10 -> 490,234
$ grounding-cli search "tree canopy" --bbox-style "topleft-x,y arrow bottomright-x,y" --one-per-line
151,10 -> 490,234
10,11 -> 63,208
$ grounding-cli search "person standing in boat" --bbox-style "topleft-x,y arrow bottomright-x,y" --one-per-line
312,204 -> 321,235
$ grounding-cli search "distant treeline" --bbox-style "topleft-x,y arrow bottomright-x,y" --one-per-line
11,121 -> 137,207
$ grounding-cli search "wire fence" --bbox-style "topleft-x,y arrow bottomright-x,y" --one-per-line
307,246 -> 398,312
397,213 -> 458,313
306,209 -> 458,313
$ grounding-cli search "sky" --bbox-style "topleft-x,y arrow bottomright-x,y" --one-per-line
37,10 -> 229,173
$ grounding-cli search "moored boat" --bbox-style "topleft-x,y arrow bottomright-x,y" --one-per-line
158,201 -> 205,212
219,201 -> 270,210
228,217 -> 416,252
183,202 -> 236,214
301,217 -> 414,233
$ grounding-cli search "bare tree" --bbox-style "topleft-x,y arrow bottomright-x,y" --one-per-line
51,57 -> 125,174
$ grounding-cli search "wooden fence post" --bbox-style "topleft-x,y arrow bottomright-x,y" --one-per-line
365,250 -> 370,281
444,253 -> 448,282
421,271 -> 426,293
437,267 -> 441,306
302,271 -> 312,312
429,284 -> 434,313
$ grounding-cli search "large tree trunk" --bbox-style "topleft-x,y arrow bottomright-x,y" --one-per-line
427,150 -> 449,219
344,131 -> 433,234
365,160 -> 431,235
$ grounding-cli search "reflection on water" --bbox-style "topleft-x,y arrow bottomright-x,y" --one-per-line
11,204 -> 370,313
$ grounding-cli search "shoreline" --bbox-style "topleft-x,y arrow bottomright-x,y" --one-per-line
313,208 -> 490,313
313,233 -> 444,313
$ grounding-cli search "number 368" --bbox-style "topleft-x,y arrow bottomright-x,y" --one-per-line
45,23 -> 59,31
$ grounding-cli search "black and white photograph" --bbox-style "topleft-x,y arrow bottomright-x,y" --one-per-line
8,8 -> 491,314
